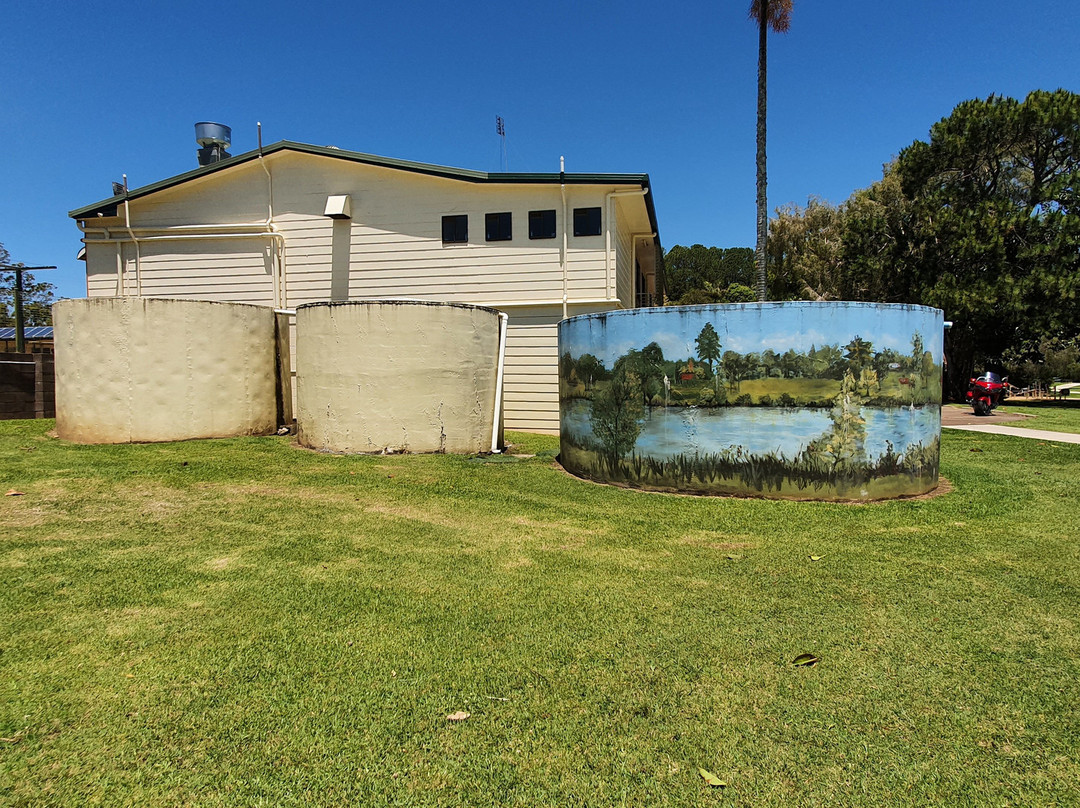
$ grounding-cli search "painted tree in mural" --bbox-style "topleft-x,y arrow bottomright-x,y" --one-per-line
908,332 -> 925,394
813,369 -> 867,471
575,353 -> 606,392
615,344 -> 666,407
695,323 -> 722,390
589,368 -> 645,474
640,342 -> 666,405
859,367 -> 879,397
721,350 -> 754,393
844,336 -> 873,374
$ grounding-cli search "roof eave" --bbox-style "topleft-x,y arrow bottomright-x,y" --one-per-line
69,141 -> 654,220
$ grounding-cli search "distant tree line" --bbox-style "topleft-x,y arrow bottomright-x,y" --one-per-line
663,245 -> 757,304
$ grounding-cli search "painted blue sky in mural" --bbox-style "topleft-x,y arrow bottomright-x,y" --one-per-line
561,303 -> 945,368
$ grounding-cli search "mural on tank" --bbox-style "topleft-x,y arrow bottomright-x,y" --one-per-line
557,302 -> 944,500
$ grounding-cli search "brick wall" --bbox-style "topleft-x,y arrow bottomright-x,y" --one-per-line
0,352 -> 55,420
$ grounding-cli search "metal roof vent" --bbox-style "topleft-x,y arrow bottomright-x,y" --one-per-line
195,121 -> 231,166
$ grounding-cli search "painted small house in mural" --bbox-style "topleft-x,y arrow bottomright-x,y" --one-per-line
558,302 -> 944,500
70,126 -> 663,434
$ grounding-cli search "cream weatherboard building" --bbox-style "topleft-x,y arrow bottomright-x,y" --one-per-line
70,140 -> 663,433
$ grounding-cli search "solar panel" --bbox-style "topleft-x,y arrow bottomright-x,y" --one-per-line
0,326 -> 53,339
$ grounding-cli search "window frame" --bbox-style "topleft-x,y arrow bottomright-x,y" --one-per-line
441,214 -> 469,245
528,209 -> 557,240
485,211 -> 513,242
573,206 -> 602,237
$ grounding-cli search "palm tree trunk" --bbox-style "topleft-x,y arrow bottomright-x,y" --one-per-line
754,0 -> 769,301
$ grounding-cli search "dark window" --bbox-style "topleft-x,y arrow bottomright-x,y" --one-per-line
529,209 -> 557,239
573,206 -> 602,237
485,212 -> 512,242
442,214 -> 468,244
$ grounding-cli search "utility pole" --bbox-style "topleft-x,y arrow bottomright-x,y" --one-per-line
1,264 -> 56,352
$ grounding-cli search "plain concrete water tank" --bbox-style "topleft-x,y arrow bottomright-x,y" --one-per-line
53,297 -> 279,443
295,300 -> 504,454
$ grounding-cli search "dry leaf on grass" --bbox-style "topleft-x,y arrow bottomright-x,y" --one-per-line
698,767 -> 727,787
5,490 -> 25,496
446,711 -> 470,721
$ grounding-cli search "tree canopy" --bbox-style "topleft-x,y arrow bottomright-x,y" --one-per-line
764,89 -> 1080,396
0,242 -> 56,328
663,245 -> 755,303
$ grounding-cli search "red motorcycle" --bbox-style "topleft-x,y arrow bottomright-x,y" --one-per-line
966,372 -> 1008,416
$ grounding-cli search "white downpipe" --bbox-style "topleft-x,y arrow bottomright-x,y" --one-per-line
560,156 -> 568,320
491,311 -> 509,453
256,134 -> 282,308
123,193 -> 142,297
604,188 -> 648,303
115,242 -> 123,296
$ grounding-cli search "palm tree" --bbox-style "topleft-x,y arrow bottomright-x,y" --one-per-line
749,0 -> 793,301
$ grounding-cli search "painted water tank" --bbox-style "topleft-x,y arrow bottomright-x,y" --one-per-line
558,302 -> 944,500
295,301 -> 504,454
53,297 -> 279,443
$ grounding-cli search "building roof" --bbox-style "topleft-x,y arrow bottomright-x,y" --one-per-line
69,140 -> 660,238
0,326 -> 53,340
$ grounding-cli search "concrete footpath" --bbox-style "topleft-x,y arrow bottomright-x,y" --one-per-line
940,406 -> 1080,444
943,424 -> 1080,444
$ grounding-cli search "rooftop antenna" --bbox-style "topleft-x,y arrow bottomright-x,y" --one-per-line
496,115 -> 507,171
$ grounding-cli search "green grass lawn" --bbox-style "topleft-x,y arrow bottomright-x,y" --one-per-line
2,420 -> 1078,806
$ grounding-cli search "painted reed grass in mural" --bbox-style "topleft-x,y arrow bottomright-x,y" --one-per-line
558,303 -> 944,498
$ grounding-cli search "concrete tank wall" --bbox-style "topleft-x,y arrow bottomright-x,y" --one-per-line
53,297 -> 279,443
558,302 -> 944,500
296,301 -> 503,454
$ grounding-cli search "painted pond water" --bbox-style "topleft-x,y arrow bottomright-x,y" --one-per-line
562,399 -> 940,463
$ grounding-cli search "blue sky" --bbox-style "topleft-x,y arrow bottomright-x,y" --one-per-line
2,0 -> 1077,300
